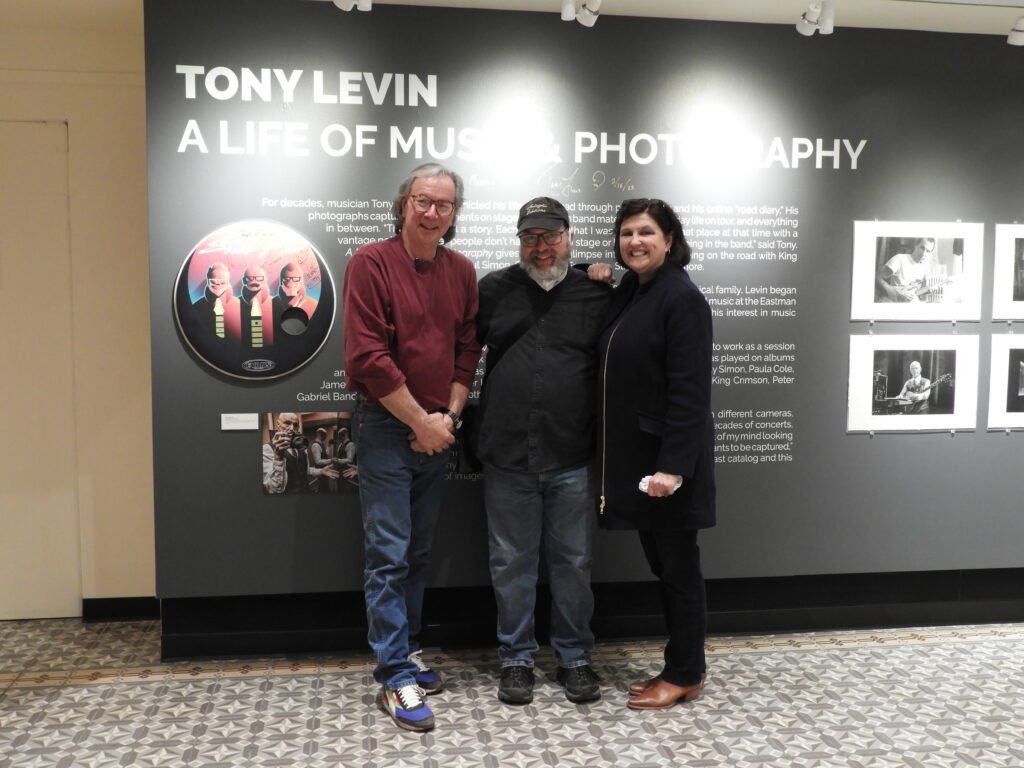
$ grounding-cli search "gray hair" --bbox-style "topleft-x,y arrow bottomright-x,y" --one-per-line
276,412 -> 300,429
392,163 -> 464,244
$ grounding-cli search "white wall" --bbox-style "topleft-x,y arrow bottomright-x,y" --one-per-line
0,2 -> 154,604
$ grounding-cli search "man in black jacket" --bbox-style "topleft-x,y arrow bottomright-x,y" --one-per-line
470,197 -> 611,705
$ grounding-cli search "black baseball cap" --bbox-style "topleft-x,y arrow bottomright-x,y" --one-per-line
517,197 -> 571,235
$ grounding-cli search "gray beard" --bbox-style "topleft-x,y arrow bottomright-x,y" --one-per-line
522,258 -> 569,291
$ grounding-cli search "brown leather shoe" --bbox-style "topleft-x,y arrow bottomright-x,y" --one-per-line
627,676 -> 660,696
626,674 -> 706,710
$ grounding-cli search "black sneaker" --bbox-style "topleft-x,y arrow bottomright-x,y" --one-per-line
556,664 -> 601,703
497,665 -> 535,705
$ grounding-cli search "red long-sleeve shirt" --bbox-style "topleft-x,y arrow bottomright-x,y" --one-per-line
343,236 -> 480,410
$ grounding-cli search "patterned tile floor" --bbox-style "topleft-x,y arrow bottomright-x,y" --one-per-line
2,620 -> 1024,767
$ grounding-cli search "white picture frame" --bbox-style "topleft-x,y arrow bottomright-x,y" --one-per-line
986,335 -> 1024,430
990,224 -> 1024,320
850,220 -> 984,321
847,334 -> 978,432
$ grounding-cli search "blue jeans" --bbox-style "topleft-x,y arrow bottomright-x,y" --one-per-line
355,403 -> 450,689
484,463 -> 595,668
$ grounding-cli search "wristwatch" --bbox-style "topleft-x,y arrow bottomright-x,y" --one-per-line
433,407 -> 462,432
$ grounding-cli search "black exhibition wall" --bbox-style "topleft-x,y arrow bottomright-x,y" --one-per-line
146,0 -> 1024,603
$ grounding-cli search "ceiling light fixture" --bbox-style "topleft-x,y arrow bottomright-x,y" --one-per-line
1010,16 -> 1024,44
561,0 -> 576,21
576,0 -> 601,27
796,1 -> 835,36
332,0 -> 371,11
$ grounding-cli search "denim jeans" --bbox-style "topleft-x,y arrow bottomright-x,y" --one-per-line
355,403 -> 450,689
483,463 -> 595,668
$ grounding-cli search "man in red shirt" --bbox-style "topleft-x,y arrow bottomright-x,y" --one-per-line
343,163 -> 480,732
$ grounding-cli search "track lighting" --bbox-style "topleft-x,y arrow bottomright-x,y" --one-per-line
796,1 -> 834,37
332,0 -> 371,11
1010,16 -> 1024,46
576,0 -> 601,27
561,0 -> 576,22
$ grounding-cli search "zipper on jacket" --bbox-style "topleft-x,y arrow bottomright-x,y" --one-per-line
599,319 -> 624,516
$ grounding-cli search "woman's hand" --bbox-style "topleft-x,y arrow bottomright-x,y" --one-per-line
646,471 -> 683,497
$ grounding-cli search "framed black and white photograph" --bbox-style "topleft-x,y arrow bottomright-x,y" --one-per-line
847,334 -> 979,432
986,336 -> 1024,430
850,221 -> 984,321
990,224 -> 1024,320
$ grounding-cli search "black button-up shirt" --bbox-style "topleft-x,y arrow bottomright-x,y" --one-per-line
470,265 -> 611,473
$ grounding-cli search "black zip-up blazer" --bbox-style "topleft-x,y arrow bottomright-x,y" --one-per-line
597,263 -> 716,531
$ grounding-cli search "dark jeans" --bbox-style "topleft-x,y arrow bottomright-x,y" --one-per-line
355,403 -> 450,689
483,464 -> 595,668
637,528 -> 707,687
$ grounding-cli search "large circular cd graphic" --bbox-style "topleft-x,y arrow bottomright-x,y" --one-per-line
173,220 -> 335,380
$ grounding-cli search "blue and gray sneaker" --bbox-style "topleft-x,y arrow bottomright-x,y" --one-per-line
408,650 -> 445,694
378,683 -> 435,732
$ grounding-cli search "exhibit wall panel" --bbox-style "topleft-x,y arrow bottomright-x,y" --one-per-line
145,0 -> 1024,599
0,44 -> 154,602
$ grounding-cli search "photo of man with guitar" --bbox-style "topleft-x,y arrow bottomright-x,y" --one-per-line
895,361 -> 953,414
872,353 -> 955,415
874,236 -> 962,304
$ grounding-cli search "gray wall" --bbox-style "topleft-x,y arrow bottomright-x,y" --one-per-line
147,0 -> 1024,598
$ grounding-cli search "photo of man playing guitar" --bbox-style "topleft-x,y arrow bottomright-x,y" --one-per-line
894,360 -> 952,414
872,354 -> 956,416
875,237 -> 950,303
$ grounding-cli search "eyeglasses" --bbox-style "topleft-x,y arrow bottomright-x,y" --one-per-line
245,275 -> 265,282
410,195 -> 455,215
520,230 -> 566,248
280,276 -> 303,284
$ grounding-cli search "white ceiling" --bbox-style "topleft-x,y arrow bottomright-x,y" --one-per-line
381,0 -> 1024,35
2,0 -> 1023,36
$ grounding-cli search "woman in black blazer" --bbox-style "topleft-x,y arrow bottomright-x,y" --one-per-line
597,198 -> 716,710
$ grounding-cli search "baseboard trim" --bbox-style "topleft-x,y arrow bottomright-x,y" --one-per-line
82,597 -> 160,623
156,568 -> 1024,660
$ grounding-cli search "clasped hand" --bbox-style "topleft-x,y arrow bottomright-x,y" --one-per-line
408,411 -> 455,455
